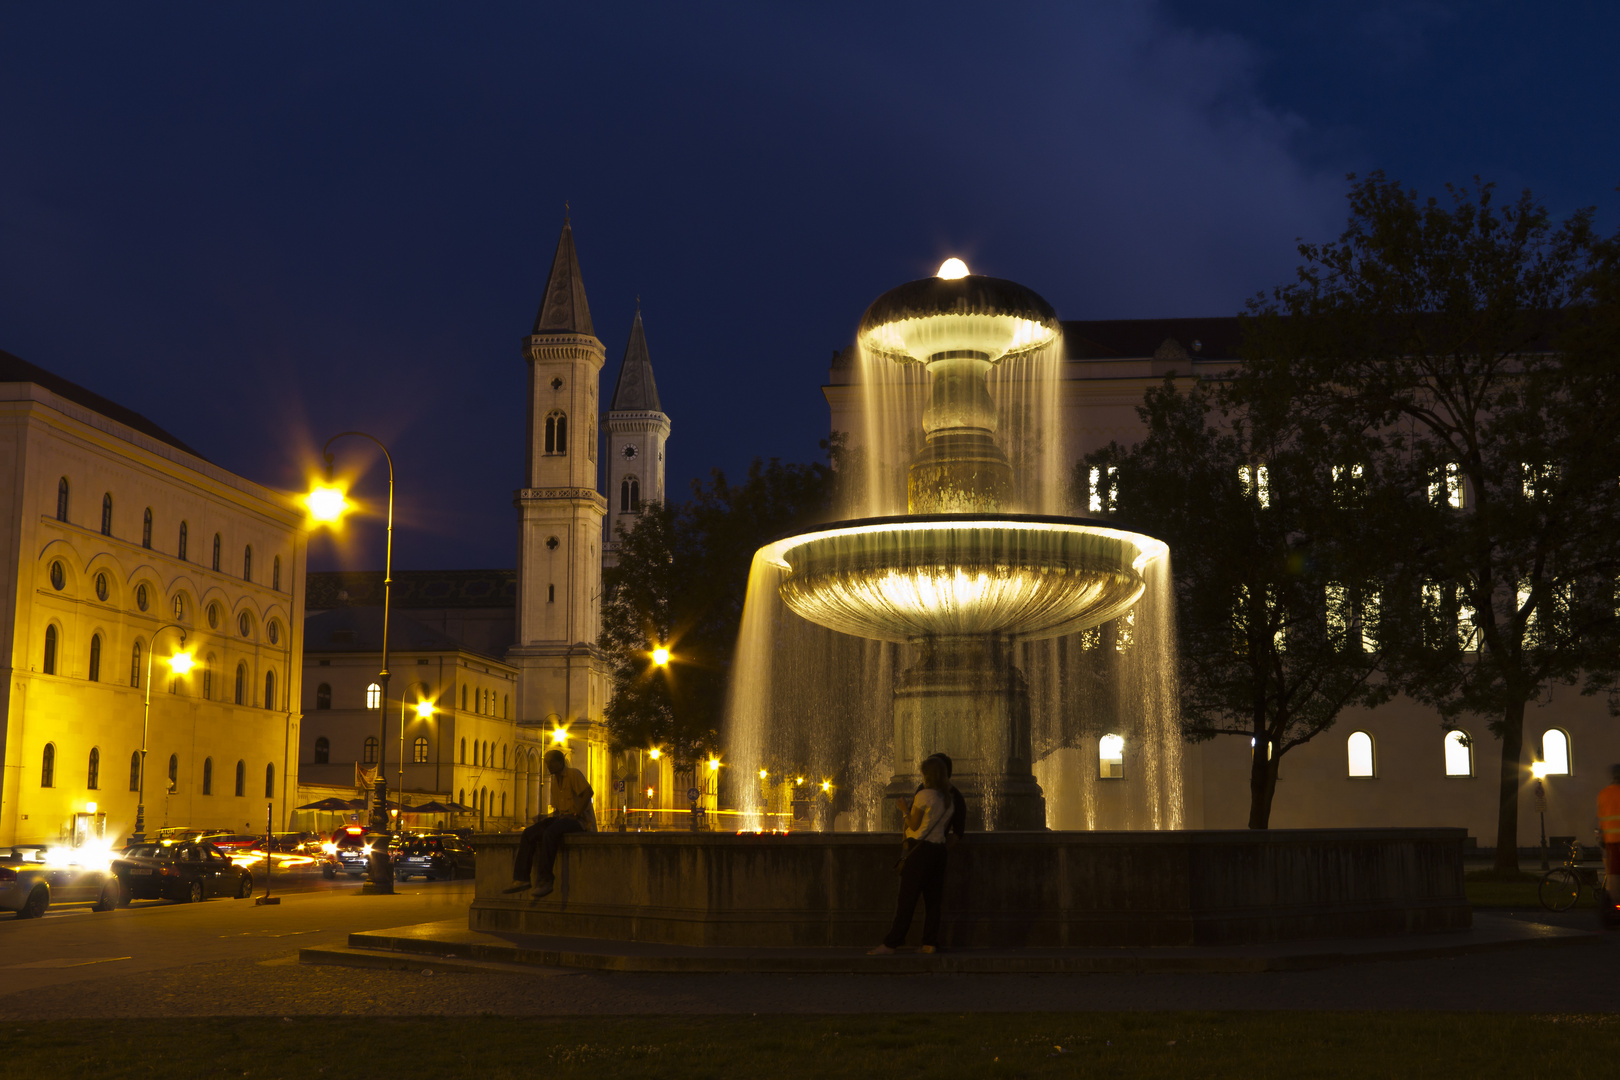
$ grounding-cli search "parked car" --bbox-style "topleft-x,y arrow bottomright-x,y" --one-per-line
394,833 -> 476,881
112,841 -> 254,903
0,846 -> 120,918
208,834 -> 263,854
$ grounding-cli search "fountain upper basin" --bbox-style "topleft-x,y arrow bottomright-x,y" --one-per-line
761,514 -> 1167,644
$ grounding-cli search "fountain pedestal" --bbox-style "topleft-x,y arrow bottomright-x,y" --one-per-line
885,639 -> 1046,830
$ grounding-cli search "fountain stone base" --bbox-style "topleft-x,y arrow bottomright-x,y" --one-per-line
469,828 -> 1470,949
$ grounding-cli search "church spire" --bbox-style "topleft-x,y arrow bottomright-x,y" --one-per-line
532,219 -> 595,336
610,306 -> 661,411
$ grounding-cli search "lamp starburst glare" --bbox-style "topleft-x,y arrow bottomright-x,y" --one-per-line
305,484 -> 348,523
167,651 -> 194,675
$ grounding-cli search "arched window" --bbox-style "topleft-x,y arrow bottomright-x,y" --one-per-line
265,763 -> 275,798
178,521 -> 188,561
544,411 -> 568,454
101,492 -> 112,536
130,641 -> 142,688
461,684 -> 468,710
41,743 -> 55,787
202,756 -> 213,795
1444,730 -> 1473,777
458,788 -> 465,808
366,683 -> 381,710
129,751 -> 141,792
167,753 -> 178,793
243,545 -> 252,582
142,507 -> 153,549
235,662 -> 246,705
314,737 -> 329,764
500,792 -> 506,816
234,760 -> 245,797
88,633 -> 101,682
503,694 -> 509,718
1541,728 -> 1571,776
316,683 -> 331,709
363,737 -> 378,764
459,737 -> 466,764
1347,732 -> 1375,778
42,624 -> 57,675
501,745 -> 508,769
87,747 -> 100,789
413,736 -> 428,764
56,477 -> 69,522
620,476 -> 640,513
202,655 -> 213,700
273,555 -> 281,591
1098,734 -> 1124,779
264,670 -> 276,710
212,533 -> 221,571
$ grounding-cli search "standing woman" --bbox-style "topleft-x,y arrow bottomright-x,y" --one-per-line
870,756 -> 954,955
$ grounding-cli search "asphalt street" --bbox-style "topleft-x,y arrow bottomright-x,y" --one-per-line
0,877 -> 1615,1019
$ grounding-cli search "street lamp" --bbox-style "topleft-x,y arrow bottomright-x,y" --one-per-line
308,430 -> 396,894
650,646 -> 671,667
135,625 -> 191,839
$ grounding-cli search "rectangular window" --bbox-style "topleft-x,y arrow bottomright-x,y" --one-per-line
1098,734 -> 1124,779
1239,464 -> 1270,508
1087,465 -> 1116,514
1429,463 -> 1464,508
1360,589 -> 1380,653
1326,583 -> 1350,648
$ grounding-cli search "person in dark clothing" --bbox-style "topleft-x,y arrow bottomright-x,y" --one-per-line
917,752 -> 966,839
870,755 -> 955,955
503,749 -> 596,898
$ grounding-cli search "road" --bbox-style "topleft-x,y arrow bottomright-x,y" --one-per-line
1,879 -> 1615,1018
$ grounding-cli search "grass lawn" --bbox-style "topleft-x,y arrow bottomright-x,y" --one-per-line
7,1013 -> 1619,1079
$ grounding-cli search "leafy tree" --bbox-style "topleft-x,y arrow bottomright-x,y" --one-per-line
601,451 -> 839,772
1245,174 -> 1620,870
1082,369 -> 1396,828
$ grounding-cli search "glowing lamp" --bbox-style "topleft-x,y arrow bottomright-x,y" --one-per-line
820,781 -> 831,793
649,747 -> 662,760
651,647 -> 671,666
1531,761 -> 1549,780
795,777 -> 804,786
645,788 -> 655,799
759,768 -> 769,780
167,651 -> 194,675
707,758 -> 720,773
305,484 -> 348,523
85,802 -> 97,814
551,727 -> 569,746
936,257 -> 969,280
415,700 -> 435,719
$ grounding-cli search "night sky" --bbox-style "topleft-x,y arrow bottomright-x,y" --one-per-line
4,2 -> 1617,573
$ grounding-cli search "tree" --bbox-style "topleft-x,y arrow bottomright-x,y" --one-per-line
600,451 -> 839,772
1083,367 -> 1397,827
1246,174 -> 1620,870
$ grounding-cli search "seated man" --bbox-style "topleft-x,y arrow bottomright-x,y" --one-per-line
504,749 -> 596,898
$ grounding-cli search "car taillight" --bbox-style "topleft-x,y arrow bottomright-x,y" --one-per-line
0,868 -> 14,882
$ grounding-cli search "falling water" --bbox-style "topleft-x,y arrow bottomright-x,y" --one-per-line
724,321 -> 1183,832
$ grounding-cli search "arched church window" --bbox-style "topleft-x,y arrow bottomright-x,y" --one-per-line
178,521 -> 188,561
101,493 -> 113,536
1346,731 -> 1375,778
1541,728 -> 1570,775
1443,729 -> 1473,777
212,533 -> 221,571
43,624 -> 57,675
620,476 -> 640,514
1098,734 -> 1124,779
56,477 -> 69,522
363,737 -> 378,764
544,411 -> 568,455
142,507 -> 153,549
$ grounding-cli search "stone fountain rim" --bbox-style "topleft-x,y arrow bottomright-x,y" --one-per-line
758,512 -> 1170,571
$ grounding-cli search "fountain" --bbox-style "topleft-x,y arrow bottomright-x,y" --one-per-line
465,261 -> 1470,954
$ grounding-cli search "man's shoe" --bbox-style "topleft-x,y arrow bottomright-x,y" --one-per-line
531,879 -> 555,899
501,880 -> 530,894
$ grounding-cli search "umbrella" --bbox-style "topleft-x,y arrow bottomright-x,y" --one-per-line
405,800 -> 457,814
296,797 -> 358,812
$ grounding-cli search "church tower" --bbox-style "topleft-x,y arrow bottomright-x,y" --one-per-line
603,306 -> 670,567
511,220 -> 609,764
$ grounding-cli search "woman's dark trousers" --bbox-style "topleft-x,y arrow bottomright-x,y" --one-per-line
883,842 -> 947,948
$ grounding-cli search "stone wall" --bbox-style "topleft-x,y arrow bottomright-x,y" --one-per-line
471,828 -> 1469,948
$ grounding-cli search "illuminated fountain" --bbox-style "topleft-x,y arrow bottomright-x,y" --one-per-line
729,262 -> 1175,831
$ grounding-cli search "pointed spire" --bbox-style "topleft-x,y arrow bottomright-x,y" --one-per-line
532,219 -> 594,336
610,307 -> 662,412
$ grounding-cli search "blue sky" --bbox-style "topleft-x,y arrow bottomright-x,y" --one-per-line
3,2 -> 1616,570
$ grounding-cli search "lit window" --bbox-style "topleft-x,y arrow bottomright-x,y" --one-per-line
40,743 -> 55,788
366,683 -> 381,710
1347,732 -> 1374,778
1541,729 -> 1570,776
1239,465 -> 1269,508
1444,730 -> 1472,777
1088,465 -> 1116,514
1429,463 -> 1464,508
1098,733 -> 1124,779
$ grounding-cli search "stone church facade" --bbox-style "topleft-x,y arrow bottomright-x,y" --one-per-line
300,221 -> 675,829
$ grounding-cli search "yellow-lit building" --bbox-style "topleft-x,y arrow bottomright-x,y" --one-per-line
0,349 -> 306,846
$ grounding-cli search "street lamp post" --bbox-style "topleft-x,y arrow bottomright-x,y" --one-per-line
134,624 -> 191,840
309,431 -> 396,894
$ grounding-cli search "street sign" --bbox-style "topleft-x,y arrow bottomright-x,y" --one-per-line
687,787 -> 700,802
614,780 -> 625,793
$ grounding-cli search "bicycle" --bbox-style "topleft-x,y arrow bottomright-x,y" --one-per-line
1538,838 -> 1610,912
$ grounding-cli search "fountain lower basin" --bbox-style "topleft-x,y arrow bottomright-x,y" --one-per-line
762,515 -> 1167,644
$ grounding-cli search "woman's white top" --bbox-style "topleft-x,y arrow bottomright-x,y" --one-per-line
906,788 -> 953,844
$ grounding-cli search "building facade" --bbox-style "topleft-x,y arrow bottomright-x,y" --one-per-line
0,350 -> 306,846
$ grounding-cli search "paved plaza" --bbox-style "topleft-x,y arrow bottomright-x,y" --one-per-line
0,878 -> 1613,1019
